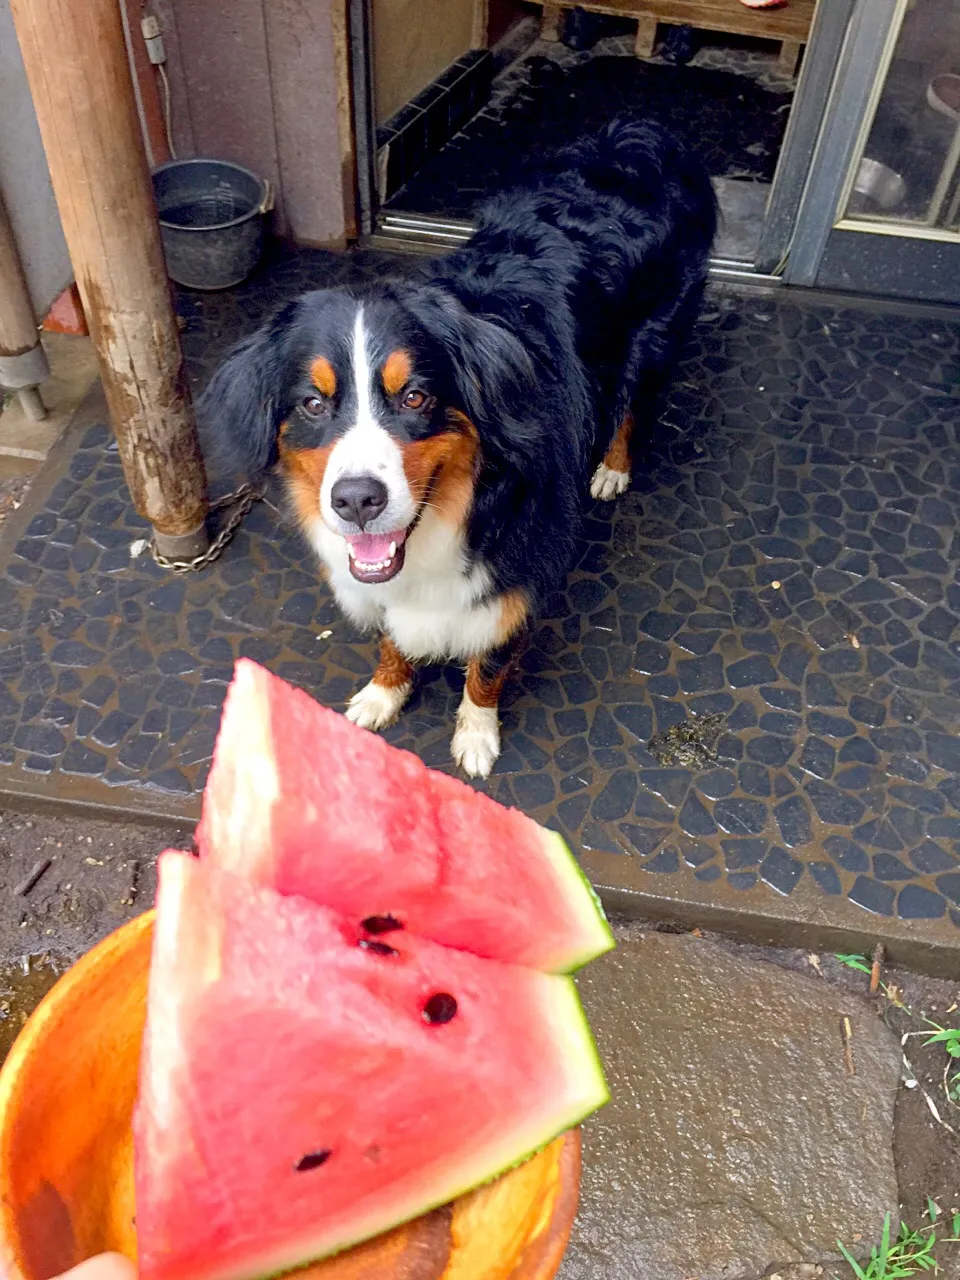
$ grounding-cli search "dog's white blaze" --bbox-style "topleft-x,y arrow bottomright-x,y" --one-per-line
319,307 -> 416,534
352,304 -> 375,431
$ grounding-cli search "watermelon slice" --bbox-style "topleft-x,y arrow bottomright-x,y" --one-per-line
136,852 -> 608,1280
197,659 -> 612,973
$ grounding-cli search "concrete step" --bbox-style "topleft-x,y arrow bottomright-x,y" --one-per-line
562,929 -> 900,1279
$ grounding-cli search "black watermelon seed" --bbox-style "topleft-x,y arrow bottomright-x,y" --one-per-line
358,939 -> 399,957
295,1149 -> 332,1172
423,992 -> 458,1025
361,914 -> 404,934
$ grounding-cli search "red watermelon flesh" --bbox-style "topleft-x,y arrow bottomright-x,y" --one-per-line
135,852 -> 608,1280
197,659 -> 613,973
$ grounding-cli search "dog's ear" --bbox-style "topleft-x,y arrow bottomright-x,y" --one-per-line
404,283 -> 588,591
197,309 -> 292,480
407,287 -> 548,469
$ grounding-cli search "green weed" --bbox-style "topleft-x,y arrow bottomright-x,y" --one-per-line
836,1211 -> 960,1279
921,1022 -> 960,1059
837,1216 -> 935,1279
833,953 -> 960,1116
921,1022 -> 960,1102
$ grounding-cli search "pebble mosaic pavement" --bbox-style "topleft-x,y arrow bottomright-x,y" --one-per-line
2,246 -> 960,951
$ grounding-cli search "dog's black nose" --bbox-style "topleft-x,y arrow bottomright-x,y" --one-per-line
330,475 -> 389,529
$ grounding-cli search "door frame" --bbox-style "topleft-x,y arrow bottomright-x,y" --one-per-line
754,0 -> 857,273
348,0 -> 378,238
346,0 -> 864,283
780,0 -> 902,285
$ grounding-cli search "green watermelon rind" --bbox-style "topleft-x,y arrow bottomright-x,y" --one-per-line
537,827 -> 615,972
206,977 -> 608,1280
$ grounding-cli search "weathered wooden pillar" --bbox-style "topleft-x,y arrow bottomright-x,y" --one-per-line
0,191 -> 49,422
10,0 -> 208,559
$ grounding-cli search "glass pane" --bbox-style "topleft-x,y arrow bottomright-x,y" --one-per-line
843,0 -> 960,230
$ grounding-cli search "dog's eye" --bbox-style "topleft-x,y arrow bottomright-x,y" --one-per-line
402,390 -> 427,410
301,395 -> 327,417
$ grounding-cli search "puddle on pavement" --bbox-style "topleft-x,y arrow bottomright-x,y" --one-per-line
0,955 -> 63,1065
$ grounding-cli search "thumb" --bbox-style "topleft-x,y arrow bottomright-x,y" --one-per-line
54,1254 -> 137,1280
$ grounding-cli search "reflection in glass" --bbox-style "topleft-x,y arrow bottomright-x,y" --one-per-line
844,0 -> 960,231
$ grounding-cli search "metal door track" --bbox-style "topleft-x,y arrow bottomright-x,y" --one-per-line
366,214 -> 782,285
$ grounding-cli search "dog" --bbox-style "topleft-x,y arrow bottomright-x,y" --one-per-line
200,120 -> 717,777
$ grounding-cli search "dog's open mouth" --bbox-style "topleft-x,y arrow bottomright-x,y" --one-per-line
345,530 -> 408,583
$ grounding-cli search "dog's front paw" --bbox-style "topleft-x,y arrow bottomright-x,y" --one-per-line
590,462 -> 630,501
345,679 -> 412,732
452,697 -> 500,778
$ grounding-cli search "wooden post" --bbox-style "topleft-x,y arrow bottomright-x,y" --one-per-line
634,15 -> 659,57
9,0 -> 208,559
540,2 -> 563,41
0,190 -> 49,420
776,39 -> 803,78
472,0 -> 489,49
330,0 -> 359,243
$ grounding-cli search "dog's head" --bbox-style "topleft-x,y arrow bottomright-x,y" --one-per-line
199,286 -> 541,584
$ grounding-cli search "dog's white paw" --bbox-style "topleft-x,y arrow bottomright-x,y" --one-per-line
345,679 -> 412,731
452,696 -> 500,779
590,462 -> 631,501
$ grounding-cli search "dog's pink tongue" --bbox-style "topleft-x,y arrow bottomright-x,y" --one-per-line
346,531 -> 405,561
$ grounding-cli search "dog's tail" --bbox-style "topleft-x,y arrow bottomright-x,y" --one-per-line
548,117 -> 718,260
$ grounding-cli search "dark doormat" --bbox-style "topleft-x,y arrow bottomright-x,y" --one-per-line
388,56 -> 793,218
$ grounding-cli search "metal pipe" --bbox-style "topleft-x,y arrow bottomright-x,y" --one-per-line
0,190 -> 49,403
17,387 -> 47,422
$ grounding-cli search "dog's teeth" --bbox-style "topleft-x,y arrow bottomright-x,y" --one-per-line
352,551 -> 402,574
347,544 -> 356,559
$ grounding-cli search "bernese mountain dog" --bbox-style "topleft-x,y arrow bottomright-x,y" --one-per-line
200,120 -> 717,778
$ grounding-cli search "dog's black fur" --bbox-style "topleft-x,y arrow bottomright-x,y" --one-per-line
201,119 -> 717,612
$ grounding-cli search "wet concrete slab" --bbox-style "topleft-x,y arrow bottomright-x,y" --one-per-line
0,807 -> 188,1062
563,930 -> 901,1280
0,248 -> 959,965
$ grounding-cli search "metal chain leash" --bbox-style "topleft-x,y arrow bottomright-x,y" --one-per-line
150,482 -> 263,573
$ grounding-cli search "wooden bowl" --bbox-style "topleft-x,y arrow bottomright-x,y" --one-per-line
0,912 -> 580,1280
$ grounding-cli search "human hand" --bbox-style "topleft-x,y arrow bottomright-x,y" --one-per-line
53,1254 -> 136,1280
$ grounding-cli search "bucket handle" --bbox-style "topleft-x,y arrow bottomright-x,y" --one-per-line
259,179 -> 275,215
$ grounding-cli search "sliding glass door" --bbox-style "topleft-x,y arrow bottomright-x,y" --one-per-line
785,0 -> 960,302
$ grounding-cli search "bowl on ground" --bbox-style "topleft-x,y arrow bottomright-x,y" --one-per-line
0,912 -> 580,1280
928,73 -> 960,123
852,157 -> 907,211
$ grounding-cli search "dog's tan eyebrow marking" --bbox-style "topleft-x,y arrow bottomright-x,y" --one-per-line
310,356 -> 337,397
382,349 -> 413,397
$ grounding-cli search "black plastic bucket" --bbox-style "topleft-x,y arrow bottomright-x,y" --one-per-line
151,158 -> 272,291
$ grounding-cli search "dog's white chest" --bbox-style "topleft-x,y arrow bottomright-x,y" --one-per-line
310,512 -> 502,662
